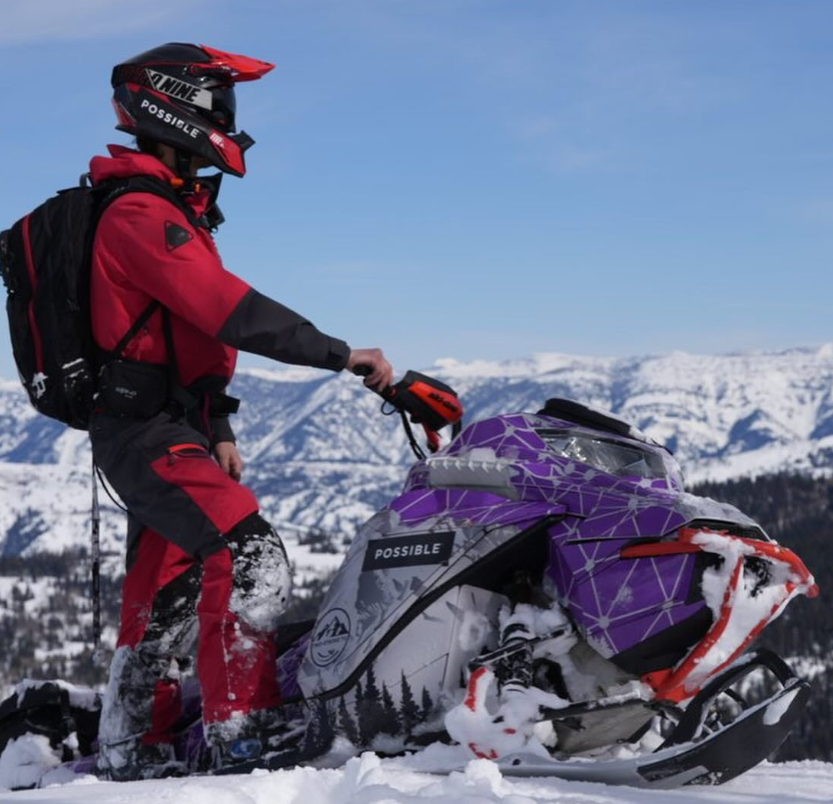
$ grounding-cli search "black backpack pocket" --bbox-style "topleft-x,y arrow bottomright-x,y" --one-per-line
0,682 -> 101,787
97,360 -> 170,418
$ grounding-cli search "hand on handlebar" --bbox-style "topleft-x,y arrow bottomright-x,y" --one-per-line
346,348 -> 394,392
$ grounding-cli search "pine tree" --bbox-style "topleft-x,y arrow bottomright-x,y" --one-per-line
365,665 -> 380,700
357,666 -> 386,745
380,683 -> 400,736
338,696 -> 359,745
399,672 -> 420,736
420,686 -> 435,721
303,704 -> 319,753
316,699 -> 335,748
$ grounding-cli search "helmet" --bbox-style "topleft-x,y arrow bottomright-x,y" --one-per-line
111,43 -> 274,177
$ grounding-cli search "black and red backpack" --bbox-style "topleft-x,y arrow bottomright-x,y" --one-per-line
0,176 -> 195,430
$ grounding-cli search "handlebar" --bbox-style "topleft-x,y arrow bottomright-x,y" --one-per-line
352,365 -> 464,458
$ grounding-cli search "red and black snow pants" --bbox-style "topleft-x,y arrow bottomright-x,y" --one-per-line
89,410 -> 291,757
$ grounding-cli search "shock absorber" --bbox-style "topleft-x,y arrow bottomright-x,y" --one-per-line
496,608 -> 535,696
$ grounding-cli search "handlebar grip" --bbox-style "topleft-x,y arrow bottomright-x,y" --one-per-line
353,364 -> 396,402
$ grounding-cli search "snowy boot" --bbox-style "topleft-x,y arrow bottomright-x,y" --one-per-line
98,738 -> 185,781
205,707 -> 293,770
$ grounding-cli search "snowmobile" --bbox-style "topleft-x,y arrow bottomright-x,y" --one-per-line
0,370 -> 819,790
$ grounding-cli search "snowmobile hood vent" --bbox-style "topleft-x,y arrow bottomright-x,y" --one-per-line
426,450 -> 519,500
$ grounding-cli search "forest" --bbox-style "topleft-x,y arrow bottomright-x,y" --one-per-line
0,472 -> 830,759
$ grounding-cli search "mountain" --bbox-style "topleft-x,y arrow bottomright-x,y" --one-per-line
0,345 -> 832,567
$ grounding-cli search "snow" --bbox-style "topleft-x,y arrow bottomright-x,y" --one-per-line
13,680 -> 99,712
0,753 -> 832,803
235,366 -> 327,383
228,531 -> 292,633
444,669 -> 551,760
763,688 -> 801,726
0,735 -> 61,791
689,530 -> 813,695
456,610 -> 492,653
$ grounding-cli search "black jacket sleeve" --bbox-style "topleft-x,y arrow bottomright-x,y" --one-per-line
209,416 -> 236,447
217,289 -> 351,371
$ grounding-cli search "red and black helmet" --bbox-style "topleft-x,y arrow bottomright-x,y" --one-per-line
111,43 -> 274,177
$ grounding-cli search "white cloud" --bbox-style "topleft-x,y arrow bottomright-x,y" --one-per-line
0,0 -> 203,45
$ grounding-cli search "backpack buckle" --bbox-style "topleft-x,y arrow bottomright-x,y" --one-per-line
31,371 -> 47,400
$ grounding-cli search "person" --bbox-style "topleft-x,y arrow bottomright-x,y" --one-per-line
87,42 -> 393,780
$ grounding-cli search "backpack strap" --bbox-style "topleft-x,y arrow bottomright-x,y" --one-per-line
161,306 -> 198,412
93,174 -> 204,231
93,176 -> 202,413
107,300 -> 160,361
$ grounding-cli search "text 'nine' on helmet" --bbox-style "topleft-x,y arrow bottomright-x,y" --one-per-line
111,43 -> 274,178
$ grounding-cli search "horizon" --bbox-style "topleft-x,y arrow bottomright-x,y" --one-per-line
3,339 -> 832,385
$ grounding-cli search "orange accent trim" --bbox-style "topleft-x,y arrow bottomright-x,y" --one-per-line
410,381 -> 463,423
641,526 -> 818,702
423,424 -> 442,453
465,666 -> 488,711
167,443 -> 208,454
620,541 -> 701,558
468,742 -> 498,760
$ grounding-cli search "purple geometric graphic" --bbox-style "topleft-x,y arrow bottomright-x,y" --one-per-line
384,410 -> 753,662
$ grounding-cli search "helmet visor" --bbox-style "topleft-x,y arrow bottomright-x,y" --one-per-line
209,84 -> 236,132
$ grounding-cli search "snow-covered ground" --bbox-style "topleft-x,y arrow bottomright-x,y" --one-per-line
1,753 -> 831,804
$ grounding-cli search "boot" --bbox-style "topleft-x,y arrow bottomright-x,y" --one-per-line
98,739 -> 186,782
205,707 -> 291,770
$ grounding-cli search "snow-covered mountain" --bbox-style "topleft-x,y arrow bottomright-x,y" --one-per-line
1,345 -> 832,566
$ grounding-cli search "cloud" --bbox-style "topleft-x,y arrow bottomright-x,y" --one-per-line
0,0 -> 203,45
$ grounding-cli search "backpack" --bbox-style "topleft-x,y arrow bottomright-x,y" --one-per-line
0,682 -> 101,788
0,176 -> 197,430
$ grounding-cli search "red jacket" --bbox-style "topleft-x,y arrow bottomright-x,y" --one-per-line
90,145 -> 350,392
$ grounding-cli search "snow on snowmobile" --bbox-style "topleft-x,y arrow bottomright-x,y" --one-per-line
0,370 -> 819,790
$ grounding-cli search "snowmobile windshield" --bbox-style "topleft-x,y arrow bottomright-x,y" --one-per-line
541,432 -> 668,480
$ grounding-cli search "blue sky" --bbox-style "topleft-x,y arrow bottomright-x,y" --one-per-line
1,0 -> 832,379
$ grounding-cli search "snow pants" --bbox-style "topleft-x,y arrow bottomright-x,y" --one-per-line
89,410 -> 292,769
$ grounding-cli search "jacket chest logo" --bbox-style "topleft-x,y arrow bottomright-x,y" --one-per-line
165,221 -> 194,251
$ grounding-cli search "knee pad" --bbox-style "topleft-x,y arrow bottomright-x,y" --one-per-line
224,513 -> 292,632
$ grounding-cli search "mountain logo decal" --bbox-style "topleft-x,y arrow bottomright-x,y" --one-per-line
165,221 -> 194,251
311,607 -> 351,667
